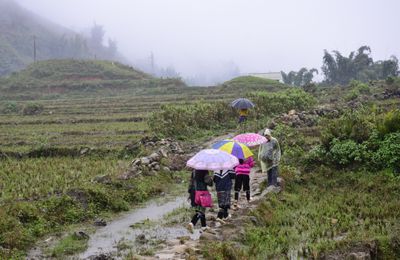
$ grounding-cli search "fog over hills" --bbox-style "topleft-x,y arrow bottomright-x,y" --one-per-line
4,0 -> 400,85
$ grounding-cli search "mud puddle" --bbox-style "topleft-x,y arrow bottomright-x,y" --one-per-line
79,196 -> 197,259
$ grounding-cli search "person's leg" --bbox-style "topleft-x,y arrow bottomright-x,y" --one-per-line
243,175 -> 250,201
271,166 -> 278,186
217,208 -> 224,219
199,208 -> 206,227
234,175 -> 242,201
267,168 -> 273,186
191,211 -> 199,226
223,206 -> 229,218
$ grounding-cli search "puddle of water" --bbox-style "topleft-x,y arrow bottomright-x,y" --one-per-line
79,196 -> 197,259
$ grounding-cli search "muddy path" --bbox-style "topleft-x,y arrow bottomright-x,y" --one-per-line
152,166 -> 270,260
27,132 -> 263,260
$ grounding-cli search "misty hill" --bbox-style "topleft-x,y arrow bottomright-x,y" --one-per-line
0,59 -> 186,99
0,0 -> 121,76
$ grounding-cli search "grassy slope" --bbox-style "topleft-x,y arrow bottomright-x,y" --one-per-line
203,80 -> 400,259
0,0 -> 78,75
0,59 -> 187,100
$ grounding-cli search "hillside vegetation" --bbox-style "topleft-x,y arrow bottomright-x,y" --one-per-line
0,0 -> 123,77
222,75 -> 287,91
0,59 -> 187,100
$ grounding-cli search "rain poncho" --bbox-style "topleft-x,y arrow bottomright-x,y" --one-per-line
258,137 -> 281,172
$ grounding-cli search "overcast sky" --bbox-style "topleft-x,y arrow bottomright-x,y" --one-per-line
16,0 -> 400,79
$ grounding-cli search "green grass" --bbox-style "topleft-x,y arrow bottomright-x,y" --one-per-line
204,168 -> 400,259
49,233 -> 89,257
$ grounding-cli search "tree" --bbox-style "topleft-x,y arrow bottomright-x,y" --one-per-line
321,46 -> 398,85
89,23 -> 105,50
281,68 -> 318,86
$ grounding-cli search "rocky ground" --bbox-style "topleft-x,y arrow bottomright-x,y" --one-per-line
151,166 -> 272,260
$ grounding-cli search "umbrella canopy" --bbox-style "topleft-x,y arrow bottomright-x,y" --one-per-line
212,140 -> 253,159
231,98 -> 255,109
233,133 -> 268,147
186,149 -> 239,171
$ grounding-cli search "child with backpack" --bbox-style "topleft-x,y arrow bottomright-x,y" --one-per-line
213,169 -> 236,223
233,156 -> 255,209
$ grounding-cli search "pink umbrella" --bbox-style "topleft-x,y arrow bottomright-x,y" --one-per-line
186,149 -> 239,171
233,133 -> 268,147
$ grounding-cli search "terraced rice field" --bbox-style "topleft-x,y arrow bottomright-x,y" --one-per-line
0,90 -> 237,155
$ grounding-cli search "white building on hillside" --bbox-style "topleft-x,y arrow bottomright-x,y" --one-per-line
247,72 -> 283,82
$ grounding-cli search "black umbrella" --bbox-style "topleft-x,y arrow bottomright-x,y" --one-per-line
231,98 -> 255,109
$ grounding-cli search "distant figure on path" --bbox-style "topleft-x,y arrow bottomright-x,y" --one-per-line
259,128 -> 281,193
187,169 -> 213,233
233,156 -> 255,209
213,169 -> 236,223
238,108 -> 249,123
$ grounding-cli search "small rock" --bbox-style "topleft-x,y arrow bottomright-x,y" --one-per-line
131,158 -> 141,166
200,232 -> 219,241
348,252 -> 371,260
140,157 -> 150,166
74,231 -> 90,240
135,234 -> 148,244
149,161 -> 159,168
331,218 -> 338,225
94,218 -> 107,226
148,152 -> 160,162
153,164 -> 160,171
80,147 -> 90,155
159,148 -> 169,158
249,216 -> 259,225
162,166 -> 171,173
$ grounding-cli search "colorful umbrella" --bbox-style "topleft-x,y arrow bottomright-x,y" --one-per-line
231,98 -> 255,109
233,133 -> 268,147
212,140 -> 253,159
186,149 -> 239,171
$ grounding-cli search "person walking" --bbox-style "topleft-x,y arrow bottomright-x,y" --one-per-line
258,128 -> 281,193
238,109 -> 249,123
213,169 -> 236,223
233,156 -> 255,209
187,169 -> 213,233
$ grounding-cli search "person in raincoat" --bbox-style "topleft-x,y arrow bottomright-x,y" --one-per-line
238,109 -> 249,123
187,169 -> 213,233
213,169 -> 236,223
258,128 -> 281,192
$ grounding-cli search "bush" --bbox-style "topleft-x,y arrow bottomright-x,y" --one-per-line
320,108 -> 374,146
373,133 -> 400,171
377,109 -> 400,135
148,101 -> 237,139
328,139 -> 368,166
22,102 -> 44,115
247,88 -> 317,117
1,102 -> 20,114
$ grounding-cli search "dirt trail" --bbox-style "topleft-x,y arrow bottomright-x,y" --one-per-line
152,166 -> 268,260
27,132 -> 269,260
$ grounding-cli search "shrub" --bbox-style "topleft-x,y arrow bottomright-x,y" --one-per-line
1,102 -> 20,114
247,88 -> 317,117
377,109 -> 400,135
320,108 -> 374,146
148,101 -> 236,139
22,102 -> 44,115
373,133 -> 400,171
328,139 -> 368,166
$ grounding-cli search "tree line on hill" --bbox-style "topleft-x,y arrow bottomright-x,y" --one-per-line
281,46 -> 399,86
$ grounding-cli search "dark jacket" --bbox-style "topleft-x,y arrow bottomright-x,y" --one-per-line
213,169 -> 236,191
188,170 -> 213,207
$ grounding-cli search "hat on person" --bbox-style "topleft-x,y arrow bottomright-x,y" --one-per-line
264,128 -> 272,136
